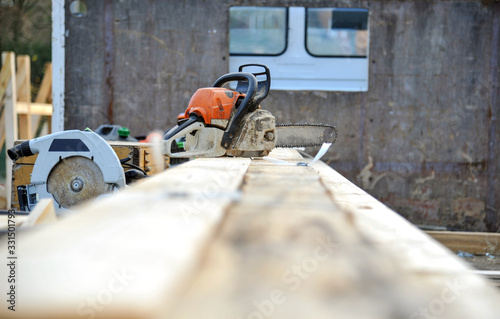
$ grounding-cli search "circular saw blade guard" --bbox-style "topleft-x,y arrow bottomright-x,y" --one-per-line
24,130 -> 125,212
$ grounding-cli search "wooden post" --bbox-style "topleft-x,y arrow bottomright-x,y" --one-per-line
34,62 -> 52,136
0,53 -> 13,147
2,52 -> 18,209
16,55 -> 32,139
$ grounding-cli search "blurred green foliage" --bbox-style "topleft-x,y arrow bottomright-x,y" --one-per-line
0,0 -> 52,98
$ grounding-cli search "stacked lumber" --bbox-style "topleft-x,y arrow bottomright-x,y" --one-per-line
427,231 -> 500,255
0,52 -> 53,208
0,149 -> 499,318
0,53 -> 18,210
0,52 -> 53,144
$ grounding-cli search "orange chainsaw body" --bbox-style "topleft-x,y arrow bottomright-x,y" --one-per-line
163,64 -> 275,158
181,88 -> 244,127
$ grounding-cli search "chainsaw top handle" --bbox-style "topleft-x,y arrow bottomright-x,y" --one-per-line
213,72 -> 258,149
237,64 -> 270,110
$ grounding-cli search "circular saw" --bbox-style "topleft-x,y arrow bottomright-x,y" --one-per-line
8,130 -> 126,213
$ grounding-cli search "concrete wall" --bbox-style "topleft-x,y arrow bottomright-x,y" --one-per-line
64,0 -> 499,231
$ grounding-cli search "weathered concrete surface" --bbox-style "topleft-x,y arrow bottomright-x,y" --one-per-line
262,0 -> 499,232
64,0 -> 500,231
65,0 -> 229,132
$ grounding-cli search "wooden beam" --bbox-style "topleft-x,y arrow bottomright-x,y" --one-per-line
2,52 -> 18,209
15,56 -> 30,101
0,185 -> 5,209
21,198 -> 57,228
426,230 -> 500,255
0,109 -> 5,149
0,52 -> 12,103
35,63 -> 52,103
0,214 -> 28,231
0,157 -> 251,318
34,62 -> 52,135
16,55 -> 32,139
169,150 -> 500,319
471,270 -> 500,287
0,150 -> 499,318
472,270 -> 500,278
16,102 -> 53,116
0,53 -> 13,148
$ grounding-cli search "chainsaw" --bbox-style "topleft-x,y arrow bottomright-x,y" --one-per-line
162,64 -> 337,158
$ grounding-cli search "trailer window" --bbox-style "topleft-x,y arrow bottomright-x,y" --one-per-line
306,8 -> 368,57
229,7 -> 287,56
229,7 -> 369,91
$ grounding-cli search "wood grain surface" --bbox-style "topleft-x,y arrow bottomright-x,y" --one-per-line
0,149 -> 498,319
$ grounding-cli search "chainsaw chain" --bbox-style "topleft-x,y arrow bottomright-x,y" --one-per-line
275,123 -> 338,148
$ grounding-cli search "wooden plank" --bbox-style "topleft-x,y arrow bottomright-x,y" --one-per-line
471,270 -> 500,287
15,56 -> 30,101
21,198 -> 57,228
0,214 -> 28,231
472,270 -> 500,278
10,165 -> 33,210
0,157 -> 251,318
426,231 -> 500,255
16,55 -> 32,139
312,160 -> 477,274
34,62 -> 52,135
0,53 -> 13,147
35,63 -> 52,103
168,150 -> 500,319
0,109 -> 5,149
1,150 -> 499,318
0,52 -> 12,103
0,184 -> 5,209
2,52 -> 18,209
16,102 -> 52,116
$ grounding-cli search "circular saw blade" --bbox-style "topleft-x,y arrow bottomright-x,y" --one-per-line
47,156 -> 109,208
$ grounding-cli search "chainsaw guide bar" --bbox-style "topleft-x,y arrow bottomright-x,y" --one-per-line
276,123 -> 337,148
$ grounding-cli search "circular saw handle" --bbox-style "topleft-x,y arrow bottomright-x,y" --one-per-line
212,72 -> 258,149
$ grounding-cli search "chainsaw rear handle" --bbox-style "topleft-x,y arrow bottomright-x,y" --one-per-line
212,72 -> 258,149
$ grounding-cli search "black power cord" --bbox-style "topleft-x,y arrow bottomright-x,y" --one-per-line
120,157 -> 148,175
